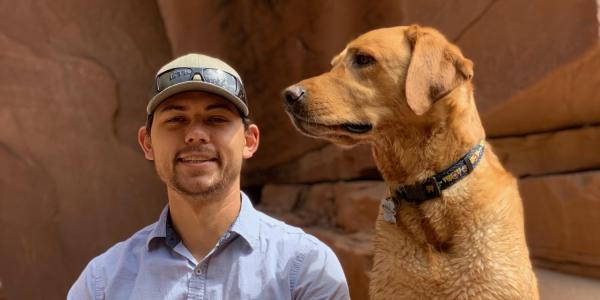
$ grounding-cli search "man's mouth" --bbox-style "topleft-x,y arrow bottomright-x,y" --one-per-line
176,157 -> 217,164
175,149 -> 219,165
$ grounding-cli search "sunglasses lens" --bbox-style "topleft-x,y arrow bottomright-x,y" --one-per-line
156,68 -> 245,102
202,69 -> 239,97
157,68 -> 194,91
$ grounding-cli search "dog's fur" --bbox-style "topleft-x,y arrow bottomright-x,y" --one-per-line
283,25 -> 538,299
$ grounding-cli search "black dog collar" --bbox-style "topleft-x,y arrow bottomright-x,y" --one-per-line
392,141 -> 485,205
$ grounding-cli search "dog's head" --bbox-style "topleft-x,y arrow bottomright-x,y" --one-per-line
282,25 -> 474,146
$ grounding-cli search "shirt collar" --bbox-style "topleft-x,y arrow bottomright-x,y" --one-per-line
146,192 -> 260,250
146,205 -> 170,250
229,192 -> 260,250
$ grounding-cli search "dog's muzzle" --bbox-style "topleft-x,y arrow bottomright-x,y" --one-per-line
282,84 -> 373,136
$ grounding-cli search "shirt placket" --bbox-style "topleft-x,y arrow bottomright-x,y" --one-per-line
188,261 -> 208,300
186,232 -> 233,300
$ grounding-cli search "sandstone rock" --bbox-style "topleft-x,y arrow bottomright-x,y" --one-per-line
296,183 -> 337,227
457,0 -> 599,113
244,144 -> 380,186
0,45 -> 166,300
401,0 -> 495,42
272,212 -> 310,228
259,180 -> 386,232
490,126 -> 600,177
535,267 -> 600,300
333,181 -> 387,232
534,258 -> 600,280
483,46 -> 600,137
306,227 -> 374,300
297,144 -> 378,182
520,171 -> 600,277
259,184 -> 306,212
255,208 -> 310,228
0,1 -> 170,299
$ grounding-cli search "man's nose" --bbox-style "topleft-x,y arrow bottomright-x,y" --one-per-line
185,123 -> 210,144
282,85 -> 305,105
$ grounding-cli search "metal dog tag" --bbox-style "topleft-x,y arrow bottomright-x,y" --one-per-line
381,198 -> 397,223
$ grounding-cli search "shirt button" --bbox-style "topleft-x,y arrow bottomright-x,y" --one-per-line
194,268 -> 202,276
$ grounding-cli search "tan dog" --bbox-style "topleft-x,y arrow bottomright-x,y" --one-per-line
283,25 -> 538,299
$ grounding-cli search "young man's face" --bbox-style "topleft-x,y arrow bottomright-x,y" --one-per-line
138,91 -> 259,199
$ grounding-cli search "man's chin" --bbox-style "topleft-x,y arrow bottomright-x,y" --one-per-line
156,160 -> 240,200
170,167 -> 240,200
170,179 -> 224,198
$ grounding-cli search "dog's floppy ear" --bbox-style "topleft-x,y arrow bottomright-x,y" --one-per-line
330,49 -> 347,66
404,25 -> 474,115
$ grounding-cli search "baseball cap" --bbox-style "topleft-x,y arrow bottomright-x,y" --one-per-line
147,53 -> 249,117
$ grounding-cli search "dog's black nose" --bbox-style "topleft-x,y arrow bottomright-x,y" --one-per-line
283,86 -> 305,105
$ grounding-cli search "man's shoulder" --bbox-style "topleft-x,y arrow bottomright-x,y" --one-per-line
252,211 -> 350,298
253,210 -> 325,251
68,222 -> 161,299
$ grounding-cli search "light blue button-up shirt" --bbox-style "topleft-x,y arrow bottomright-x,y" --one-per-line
68,193 -> 350,299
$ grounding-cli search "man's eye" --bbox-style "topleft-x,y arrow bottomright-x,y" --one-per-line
353,54 -> 376,67
208,116 -> 228,123
166,116 -> 187,123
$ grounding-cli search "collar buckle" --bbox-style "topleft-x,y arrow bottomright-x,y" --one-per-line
424,177 -> 441,199
396,176 -> 441,204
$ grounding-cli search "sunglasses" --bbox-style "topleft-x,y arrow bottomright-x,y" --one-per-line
155,67 -> 246,102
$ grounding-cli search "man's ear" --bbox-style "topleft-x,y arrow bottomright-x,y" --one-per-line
404,25 -> 474,115
138,126 -> 154,161
242,124 -> 260,159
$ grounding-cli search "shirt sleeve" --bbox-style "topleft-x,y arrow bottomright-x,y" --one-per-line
67,259 -> 103,300
291,240 -> 350,300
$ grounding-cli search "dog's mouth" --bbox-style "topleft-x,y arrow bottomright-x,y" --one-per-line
288,113 -> 373,138
341,123 -> 373,134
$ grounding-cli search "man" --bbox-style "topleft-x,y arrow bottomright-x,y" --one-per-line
68,54 -> 350,299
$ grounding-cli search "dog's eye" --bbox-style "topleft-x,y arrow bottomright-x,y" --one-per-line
353,54 -> 376,67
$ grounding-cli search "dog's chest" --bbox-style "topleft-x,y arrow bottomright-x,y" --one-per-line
370,215 -> 530,299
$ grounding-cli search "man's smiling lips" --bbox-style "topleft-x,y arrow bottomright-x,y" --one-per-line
175,152 -> 218,167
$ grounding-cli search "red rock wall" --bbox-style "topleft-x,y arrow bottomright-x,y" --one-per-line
0,1 -> 171,299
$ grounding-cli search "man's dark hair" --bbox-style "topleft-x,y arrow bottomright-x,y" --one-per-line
145,113 -> 251,136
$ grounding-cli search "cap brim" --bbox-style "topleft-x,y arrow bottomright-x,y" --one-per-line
147,81 -> 249,116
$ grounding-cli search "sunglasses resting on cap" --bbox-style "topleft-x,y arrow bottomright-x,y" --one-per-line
147,54 -> 249,117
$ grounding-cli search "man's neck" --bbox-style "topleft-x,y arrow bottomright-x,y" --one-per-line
167,185 -> 242,262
